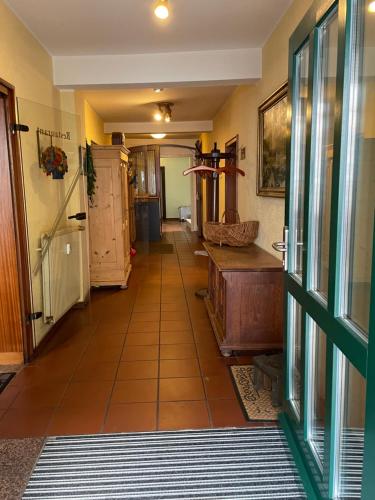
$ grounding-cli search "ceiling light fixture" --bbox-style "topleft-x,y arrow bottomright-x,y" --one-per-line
154,0 -> 169,19
369,0 -> 375,12
153,102 -> 174,122
151,133 -> 166,139
153,88 -> 164,93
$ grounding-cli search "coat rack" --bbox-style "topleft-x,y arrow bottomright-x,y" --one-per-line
183,141 -> 244,222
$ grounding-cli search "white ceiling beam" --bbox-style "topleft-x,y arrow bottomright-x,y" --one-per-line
53,48 -> 261,88
104,121 -> 213,134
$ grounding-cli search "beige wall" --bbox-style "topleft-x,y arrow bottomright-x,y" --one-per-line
161,157 -> 192,218
0,0 -> 88,348
204,0 -> 313,258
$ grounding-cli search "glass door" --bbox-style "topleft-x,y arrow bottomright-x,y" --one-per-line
279,0 -> 375,498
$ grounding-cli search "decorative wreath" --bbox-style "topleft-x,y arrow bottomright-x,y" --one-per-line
40,145 -> 68,177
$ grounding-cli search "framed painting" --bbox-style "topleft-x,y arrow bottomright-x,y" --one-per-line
257,82 -> 288,197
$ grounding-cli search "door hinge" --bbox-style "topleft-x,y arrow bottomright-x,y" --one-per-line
27,311 -> 42,322
11,123 -> 29,134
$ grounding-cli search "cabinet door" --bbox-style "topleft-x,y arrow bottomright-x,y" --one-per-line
121,162 -> 131,272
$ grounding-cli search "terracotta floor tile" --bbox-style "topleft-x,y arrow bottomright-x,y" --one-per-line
159,401 -> 210,430
132,303 -> 160,313
111,379 -> 157,403
161,311 -> 190,321
159,344 -> 197,360
60,381 -> 113,408
83,346 -> 123,363
0,407 -> 54,438
121,345 -> 159,361
128,321 -> 160,333
160,320 -> 192,332
160,359 -> 200,378
125,333 -> 159,346
161,303 -> 188,312
208,399 -> 258,428
160,332 -> 194,345
200,357 -> 236,377
10,383 -> 67,409
47,406 -> 106,435
104,403 -> 157,433
117,361 -> 159,380
0,385 -> 20,409
159,377 -> 205,401
88,334 -> 126,348
203,374 -> 237,400
72,361 -> 118,382
131,311 -> 160,322
196,342 -> 221,358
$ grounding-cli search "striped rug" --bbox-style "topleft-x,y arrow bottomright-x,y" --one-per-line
23,427 -> 306,499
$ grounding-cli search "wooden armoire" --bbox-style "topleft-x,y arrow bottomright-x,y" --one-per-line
89,145 -> 132,288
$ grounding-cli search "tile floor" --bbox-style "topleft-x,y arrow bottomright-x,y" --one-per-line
0,223 -> 265,438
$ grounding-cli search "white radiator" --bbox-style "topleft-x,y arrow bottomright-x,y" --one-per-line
41,226 -> 83,324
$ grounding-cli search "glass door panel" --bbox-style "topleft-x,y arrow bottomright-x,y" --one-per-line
339,0 -> 375,337
287,294 -> 303,419
307,318 -> 327,468
337,355 -> 366,498
290,42 -> 310,281
309,9 -> 338,300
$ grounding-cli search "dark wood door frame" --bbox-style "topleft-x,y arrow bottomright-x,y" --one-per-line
0,78 -> 34,361
160,166 -> 166,219
225,135 -> 239,223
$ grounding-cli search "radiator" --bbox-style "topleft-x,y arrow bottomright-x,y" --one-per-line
41,226 -> 83,324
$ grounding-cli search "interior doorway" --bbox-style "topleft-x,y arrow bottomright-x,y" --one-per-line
0,79 -> 32,364
160,156 -> 192,223
224,135 -> 238,223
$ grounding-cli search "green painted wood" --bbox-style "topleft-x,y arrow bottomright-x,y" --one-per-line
283,0 -> 374,498
362,212 -> 375,498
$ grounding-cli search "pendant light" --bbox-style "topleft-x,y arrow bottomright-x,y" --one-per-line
154,0 -> 169,19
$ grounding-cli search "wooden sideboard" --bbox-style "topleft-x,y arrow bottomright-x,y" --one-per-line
203,242 -> 284,356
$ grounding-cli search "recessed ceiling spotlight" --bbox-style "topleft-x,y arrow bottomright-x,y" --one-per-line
154,0 -> 169,19
153,88 -> 164,93
151,133 -> 166,139
369,0 -> 375,12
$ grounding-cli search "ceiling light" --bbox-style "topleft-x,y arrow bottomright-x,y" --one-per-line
369,1 -> 375,12
151,133 -> 166,139
154,0 -> 169,19
165,114 -> 171,123
154,88 -> 164,93
154,112 -> 162,121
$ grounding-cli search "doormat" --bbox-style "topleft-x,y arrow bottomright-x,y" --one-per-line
229,365 -> 281,421
0,373 -> 15,394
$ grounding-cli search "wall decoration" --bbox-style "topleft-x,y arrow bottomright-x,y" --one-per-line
40,145 -> 68,179
257,82 -> 288,197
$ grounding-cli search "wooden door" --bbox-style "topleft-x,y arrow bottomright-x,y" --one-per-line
0,82 -> 30,363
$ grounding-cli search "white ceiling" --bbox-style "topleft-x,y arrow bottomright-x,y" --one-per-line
78,86 -> 236,122
6,0 -> 293,56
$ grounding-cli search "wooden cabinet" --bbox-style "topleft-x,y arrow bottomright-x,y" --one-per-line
89,145 -> 132,288
203,242 -> 284,356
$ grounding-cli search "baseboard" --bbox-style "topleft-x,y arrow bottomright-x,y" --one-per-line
0,352 -> 24,364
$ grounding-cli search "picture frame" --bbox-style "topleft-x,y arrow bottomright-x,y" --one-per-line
257,82 -> 288,198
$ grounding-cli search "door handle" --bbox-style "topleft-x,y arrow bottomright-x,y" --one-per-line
272,241 -> 287,253
272,226 -> 288,271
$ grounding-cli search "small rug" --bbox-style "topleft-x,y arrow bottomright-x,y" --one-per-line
22,428 -> 306,499
229,365 -> 281,422
0,373 -> 15,394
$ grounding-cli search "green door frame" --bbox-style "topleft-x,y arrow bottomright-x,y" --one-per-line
279,0 -> 375,498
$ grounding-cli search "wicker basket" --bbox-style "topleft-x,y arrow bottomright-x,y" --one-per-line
203,211 -> 259,247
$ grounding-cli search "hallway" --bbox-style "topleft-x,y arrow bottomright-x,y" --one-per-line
0,224 -> 258,438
